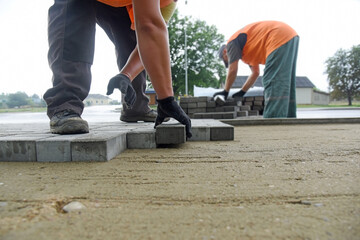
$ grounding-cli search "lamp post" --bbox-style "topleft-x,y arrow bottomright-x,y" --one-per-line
184,0 -> 188,96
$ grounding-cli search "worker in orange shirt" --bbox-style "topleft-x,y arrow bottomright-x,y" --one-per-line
44,0 -> 191,137
214,21 -> 299,118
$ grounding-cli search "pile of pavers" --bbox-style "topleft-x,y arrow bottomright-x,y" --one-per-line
179,96 -> 264,119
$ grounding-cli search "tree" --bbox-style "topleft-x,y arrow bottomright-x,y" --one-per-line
325,45 -> 360,105
167,10 -> 226,96
7,92 -> 29,108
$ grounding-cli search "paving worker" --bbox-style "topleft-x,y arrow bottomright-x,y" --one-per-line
103,0 -> 177,120
44,0 -> 192,138
214,21 -> 299,118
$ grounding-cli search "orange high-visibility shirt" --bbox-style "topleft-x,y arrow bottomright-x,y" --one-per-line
227,21 -> 298,66
97,0 -> 174,28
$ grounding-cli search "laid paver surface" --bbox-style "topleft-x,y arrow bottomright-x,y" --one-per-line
0,119 -> 234,162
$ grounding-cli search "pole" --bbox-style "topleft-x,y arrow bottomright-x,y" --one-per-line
184,0 -> 188,96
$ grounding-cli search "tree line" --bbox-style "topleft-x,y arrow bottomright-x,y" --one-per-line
0,92 -> 46,109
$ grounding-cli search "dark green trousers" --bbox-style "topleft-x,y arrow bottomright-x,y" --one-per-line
262,36 -> 299,118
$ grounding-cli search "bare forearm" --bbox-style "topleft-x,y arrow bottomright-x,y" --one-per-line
120,47 -> 145,81
242,65 -> 259,92
224,61 -> 239,92
133,0 -> 173,99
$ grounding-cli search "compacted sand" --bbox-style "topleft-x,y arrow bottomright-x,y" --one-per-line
0,124 -> 359,239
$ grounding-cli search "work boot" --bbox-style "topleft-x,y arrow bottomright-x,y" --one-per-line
120,109 -> 158,123
50,110 -> 89,134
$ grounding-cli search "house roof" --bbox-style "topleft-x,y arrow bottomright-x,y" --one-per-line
232,76 -> 315,89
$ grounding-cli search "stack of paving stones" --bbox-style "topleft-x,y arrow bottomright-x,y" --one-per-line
0,119 -> 234,162
179,96 -> 264,119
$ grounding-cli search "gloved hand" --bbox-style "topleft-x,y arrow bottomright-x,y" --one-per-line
213,89 -> 229,100
155,96 -> 192,138
232,89 -> 246,98
106,73 -> 136,109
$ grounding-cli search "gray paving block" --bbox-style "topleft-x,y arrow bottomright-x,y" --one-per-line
188,120 -> 211,141
206,101 -> 216,108
253,101 -> 264,106
222,112 -> 237,119
71,132 -> 126,162
155,124 -> 186,144
36,135 -> 82,162
240,105 -> 251,111
180,102 -> 188,108
223,106 -> 239,112
206,107 -> 216,113
187,103 -> 197,108
210,122 -> 234,141
255,96 -> 265,101
197,96 -> 211,102
197,102 -> 207,108
248,110 -> 259,116
127,129 -> 156,149
0,135 -> 52,162
237,111 -> 248,117
244,97 -> 255,101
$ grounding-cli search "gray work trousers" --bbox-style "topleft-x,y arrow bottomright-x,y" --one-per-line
44,0 -> 150,118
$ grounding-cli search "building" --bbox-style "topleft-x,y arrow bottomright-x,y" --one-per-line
145,89 -> 157,105
84,94 -> 111,106
232,76 -> 330,105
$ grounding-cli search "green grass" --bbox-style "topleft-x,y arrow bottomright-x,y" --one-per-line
297,103 -> 360,108
0,107 -> 47,113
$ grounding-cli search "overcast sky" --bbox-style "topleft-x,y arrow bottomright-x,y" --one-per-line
0,0 -> 359,100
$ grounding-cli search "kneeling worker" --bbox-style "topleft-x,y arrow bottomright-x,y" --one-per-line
214,21 -> 299,118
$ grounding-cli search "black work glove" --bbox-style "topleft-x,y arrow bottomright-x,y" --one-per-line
155,96 -> 192,138
106,73 -> 136,109
232,89 -> 246,98
213,89 -> 229,100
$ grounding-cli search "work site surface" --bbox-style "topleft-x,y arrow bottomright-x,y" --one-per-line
0,124 -> 359,240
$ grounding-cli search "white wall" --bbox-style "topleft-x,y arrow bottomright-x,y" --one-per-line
312,91 -> 330,105
296,88 -> 312,104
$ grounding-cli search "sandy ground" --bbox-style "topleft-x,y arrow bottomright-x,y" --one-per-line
0,124 -> 359,240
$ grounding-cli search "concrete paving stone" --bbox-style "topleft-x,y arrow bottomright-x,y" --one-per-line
187,120 -> 211,141
71,132 -> 127,162
0,134 -> 52,162
180,102 -> 188,108
255,96 -> 265,101
206,107 -> 216,113
253,101 -> 264,106
240,105 -> 251,111
197,96 -> 212,102
188,108 -> 206,114
215,107 -> 225,112
222,112 -> 237,119
223,106 -> 239,112
206,101 -> 216,108
197,102 -> 207,108
213,113 -> 223,119
36,134 -> 83,162
248,110 -> 259,116
155,123 -> 186,145
252,106 -> 264,111
244,97 -> 255,101
127,129 -> 156,149
237,111 -> 249,117
194,112 -> 213,119
209,121 -> 234,141
244,101 -> 253,106
187,103 -> 197,109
